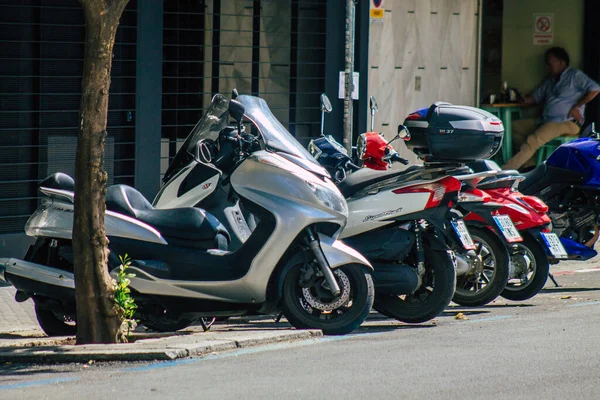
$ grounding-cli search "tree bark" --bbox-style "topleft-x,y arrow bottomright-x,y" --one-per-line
73,0 -> 129,344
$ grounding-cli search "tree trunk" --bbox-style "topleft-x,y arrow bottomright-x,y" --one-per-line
73,0 -> 129,344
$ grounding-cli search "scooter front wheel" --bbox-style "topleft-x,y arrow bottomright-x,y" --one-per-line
501,233 -> 549,301
281,263 -> 374,335
453,226 -> 510,307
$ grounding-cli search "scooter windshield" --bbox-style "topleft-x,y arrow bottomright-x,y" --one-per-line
237,95 -> 329,178
163,94 -> 230,183
164,94 -> 329,183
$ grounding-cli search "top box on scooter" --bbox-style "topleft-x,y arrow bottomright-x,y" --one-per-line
403,102 -> 504,162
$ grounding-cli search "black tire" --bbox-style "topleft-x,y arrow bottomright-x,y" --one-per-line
501,233 -> 549,301
374,247 -> 457,323
453,226 -> 510,307
34,304 -> 77,336
281,263 -> 374,335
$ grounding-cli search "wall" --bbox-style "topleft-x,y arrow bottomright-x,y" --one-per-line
368,0 -> 480,161
501,0 -> 584,95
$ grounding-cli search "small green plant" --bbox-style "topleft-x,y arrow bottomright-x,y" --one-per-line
113,254 -> 138,341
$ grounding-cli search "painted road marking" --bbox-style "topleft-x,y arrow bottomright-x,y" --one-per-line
0,377 -> 79,391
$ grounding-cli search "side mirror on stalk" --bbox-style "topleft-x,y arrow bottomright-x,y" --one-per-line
388,124 -> 411,146
397,124 -> 411,140
369,95 -> 379,131
320,94 -> 332,113
320,93 -> 332,136
232,88 -> 239,100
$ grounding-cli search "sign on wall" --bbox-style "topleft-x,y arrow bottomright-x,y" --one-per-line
370,0 -> 384,22
533,14 -> 554,45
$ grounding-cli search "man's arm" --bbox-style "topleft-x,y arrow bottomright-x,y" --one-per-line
568,90 -> 600,125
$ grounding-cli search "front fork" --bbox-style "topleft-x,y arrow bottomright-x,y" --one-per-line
305,227 -> 341,296
413,222 -> 426,286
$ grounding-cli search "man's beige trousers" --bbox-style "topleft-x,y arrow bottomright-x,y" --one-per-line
502,118 -> 580,170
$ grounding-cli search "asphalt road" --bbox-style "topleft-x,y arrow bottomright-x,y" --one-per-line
2,263 -> 600,400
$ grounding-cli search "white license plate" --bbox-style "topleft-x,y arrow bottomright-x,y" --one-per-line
493,215 -> 523,243
451,220 -> 477,250
541,233 -> 569,259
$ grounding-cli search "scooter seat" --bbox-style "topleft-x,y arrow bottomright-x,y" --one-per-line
106,185 -> 230,250
518,163 -> 548,193
337,165 -> 422,198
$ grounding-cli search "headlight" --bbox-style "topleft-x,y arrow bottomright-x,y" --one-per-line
306,181 -> 348,217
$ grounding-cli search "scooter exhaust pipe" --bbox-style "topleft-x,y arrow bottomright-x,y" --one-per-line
371,263 -> 420,295
453,253 -> 473,276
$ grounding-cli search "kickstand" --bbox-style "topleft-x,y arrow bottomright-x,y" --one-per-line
549,272 -> 560,288
274,312 -> 284,323
200,317 -> 217,332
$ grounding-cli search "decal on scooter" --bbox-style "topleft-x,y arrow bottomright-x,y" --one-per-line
52,206 -> 73,213
363,207 -> 403,222
439,129 -> 454,135
202,182 -> 212,190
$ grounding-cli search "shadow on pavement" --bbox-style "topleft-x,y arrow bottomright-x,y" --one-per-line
540,287 -> 600,293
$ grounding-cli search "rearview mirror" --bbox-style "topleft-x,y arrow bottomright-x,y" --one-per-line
369,96 -> 379,113
397,124 -> 410,140
320,94 -> 332,113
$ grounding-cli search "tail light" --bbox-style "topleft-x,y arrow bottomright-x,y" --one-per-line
393,176 -> 461,209
458,187 -> 492,203
519,195 -> 549,213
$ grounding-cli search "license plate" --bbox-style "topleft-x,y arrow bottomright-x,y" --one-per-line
451,220 -> 477,250
541,233 -> 569,259
493,215 -> 523,243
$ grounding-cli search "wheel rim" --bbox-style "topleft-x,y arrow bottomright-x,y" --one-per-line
296,266 -> 355,320
505,244 -> 536,291
455,234 -> 496,296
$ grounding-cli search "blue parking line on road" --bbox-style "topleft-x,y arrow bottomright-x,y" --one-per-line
0,377 -> 79,391
567,300 -> 600,307
462,315 -> 513,323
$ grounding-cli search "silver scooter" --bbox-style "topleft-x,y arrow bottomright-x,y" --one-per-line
0,94 -> 374,336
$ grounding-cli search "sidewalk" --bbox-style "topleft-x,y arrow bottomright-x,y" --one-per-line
1,253 -> 598,365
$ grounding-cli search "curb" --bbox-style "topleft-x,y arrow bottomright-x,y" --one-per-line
0,329 -> 323,364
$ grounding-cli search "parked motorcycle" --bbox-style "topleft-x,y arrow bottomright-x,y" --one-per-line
307,95 -> 510,321
0,94 -> 376,336
456,165 -> 557,301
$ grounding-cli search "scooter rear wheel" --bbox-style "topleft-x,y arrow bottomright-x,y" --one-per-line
281,263 -> 374,335
374,247 -> 456,323
34,304 -> 77,337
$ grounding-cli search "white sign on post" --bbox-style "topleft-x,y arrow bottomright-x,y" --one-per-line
533,14 -> 554,45
338,71 -> 359,100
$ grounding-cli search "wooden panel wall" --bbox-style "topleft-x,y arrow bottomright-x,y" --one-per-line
368,0 -> 479,160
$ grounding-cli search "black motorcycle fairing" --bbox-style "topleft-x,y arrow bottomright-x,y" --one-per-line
343,225 -> 415,261
337,165 -> 423,198
106,184 -> 230,250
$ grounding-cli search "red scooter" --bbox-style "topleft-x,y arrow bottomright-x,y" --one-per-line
458,169 -> 562,301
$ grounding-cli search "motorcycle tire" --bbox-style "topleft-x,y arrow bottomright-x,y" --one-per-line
281,263 -> 374,335
501,233 -> 549,301
34,304 -> 77,337
452,226 -> 510,307
373,246 -> 457,324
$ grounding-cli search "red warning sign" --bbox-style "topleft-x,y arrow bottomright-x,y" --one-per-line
533,14 -> 554,45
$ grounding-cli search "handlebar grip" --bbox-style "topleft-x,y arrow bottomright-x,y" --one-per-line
392,153 -> 410,165
345,161 -> 361,171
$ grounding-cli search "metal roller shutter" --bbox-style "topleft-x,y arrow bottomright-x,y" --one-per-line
0,0 -> 138,234
160,0 -> 328,174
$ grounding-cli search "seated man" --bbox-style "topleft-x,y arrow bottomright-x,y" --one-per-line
502,47 -> 600,170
